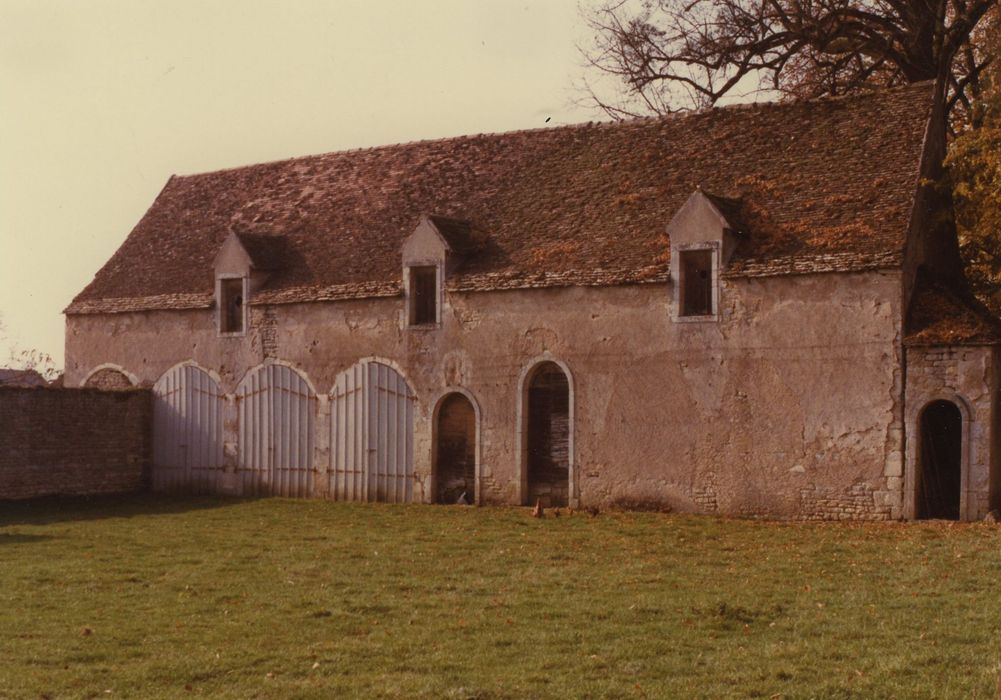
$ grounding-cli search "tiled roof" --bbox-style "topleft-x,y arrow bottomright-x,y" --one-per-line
236,233 -> 288,271
66,293 -> 214,314
905,275 -> 1001,346
426,215 -> 486,255
0,369 -> 48,388
67,83 -> 934,314
702,192 -> 747,234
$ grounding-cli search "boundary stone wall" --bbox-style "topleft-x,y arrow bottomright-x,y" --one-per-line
0,386 -> 151,500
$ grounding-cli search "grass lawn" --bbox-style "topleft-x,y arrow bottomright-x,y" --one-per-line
3,497 -> 1001,699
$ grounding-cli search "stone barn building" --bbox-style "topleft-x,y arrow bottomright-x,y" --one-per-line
64,82 -> 1001,520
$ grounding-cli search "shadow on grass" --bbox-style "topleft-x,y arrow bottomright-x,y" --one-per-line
0,532 -> 52,544
0,492 -> 252,527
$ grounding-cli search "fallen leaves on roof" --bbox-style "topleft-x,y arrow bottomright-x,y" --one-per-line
67,82 -> 934,314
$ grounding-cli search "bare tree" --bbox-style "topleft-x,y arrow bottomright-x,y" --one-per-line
0,312 -> 59,381
582,0 -> 997,130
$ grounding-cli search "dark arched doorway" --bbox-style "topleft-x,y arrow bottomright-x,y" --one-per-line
525,362 -> 570,507
917,400 -> 963,520
434,393 -> 476,504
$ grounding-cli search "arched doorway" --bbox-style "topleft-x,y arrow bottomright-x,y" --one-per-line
917,400 -> 963,520
525,361 -> 570,507
434,393 -> 476,504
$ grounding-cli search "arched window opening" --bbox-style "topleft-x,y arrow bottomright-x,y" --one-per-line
435,393 -> 476,504
526,362 -> 570,507
84,367 -> 134,390
917,400 -> 963,520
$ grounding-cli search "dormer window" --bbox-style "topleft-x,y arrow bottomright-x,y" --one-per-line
666,189 -> 743,323
213,231 -> 283,338
219,277 -> 246,334
408,266 -> 438,326
400,214 -> 481,330
680,249 -> 714,317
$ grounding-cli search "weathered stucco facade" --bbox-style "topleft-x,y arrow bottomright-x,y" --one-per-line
63,82 -> 1001,519
67,270 -> 911,518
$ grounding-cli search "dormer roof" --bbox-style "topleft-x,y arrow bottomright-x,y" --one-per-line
66,82 -> 935,314
666,189 -> 745,240
424,215 -> 486,256
700,192 -> 746,236
234,233 -> 287,271
213,231 -> 287,278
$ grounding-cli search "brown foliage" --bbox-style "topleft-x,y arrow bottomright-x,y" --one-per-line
584,1 -> 1001,311
947,59 -> 1001,310
582,0 -> 998,131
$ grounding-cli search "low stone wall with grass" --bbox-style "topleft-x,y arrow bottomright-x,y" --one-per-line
0,386 -> 151,499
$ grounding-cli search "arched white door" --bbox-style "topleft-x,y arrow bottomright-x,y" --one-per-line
152,365 -> 225,493
237,364 -> 316,497
330,361 -> 415,503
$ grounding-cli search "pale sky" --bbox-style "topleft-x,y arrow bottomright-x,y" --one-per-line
0,0 -> 604,372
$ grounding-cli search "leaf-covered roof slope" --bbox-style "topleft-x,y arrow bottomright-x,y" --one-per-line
68,82 -> 934,314
905,273 -> 1001,346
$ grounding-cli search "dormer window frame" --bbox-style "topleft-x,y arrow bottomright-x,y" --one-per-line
405,260 -> 444,330
217,273 -> 249,337
671,240 -> 721,323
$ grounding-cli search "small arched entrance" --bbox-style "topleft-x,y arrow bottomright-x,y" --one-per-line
525,361 -> 570,507
917,400 -> 963,520
434,393 -> 476,504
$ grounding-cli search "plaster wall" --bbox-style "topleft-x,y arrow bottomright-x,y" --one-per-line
904,344 -> 998,520
65,271 -> 905,518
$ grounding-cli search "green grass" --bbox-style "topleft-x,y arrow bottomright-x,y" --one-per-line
3,497 -> 1001,699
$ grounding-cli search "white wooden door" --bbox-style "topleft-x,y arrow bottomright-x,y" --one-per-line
237,364 -> 315,496
330,361 -> 415,503
152,365 -> 225,493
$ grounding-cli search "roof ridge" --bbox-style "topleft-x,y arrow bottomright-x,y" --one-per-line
170,81 -> 935,182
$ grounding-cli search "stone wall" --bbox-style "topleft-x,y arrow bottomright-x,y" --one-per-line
904,344 -> 998,520
64,270 -> 905,518
0,387 -> 151,500
798,482 -> 893,521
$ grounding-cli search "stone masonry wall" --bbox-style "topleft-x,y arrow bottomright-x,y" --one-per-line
904,345 -> 997,520
0,387 -> 151,500
797,482 -> 893,521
